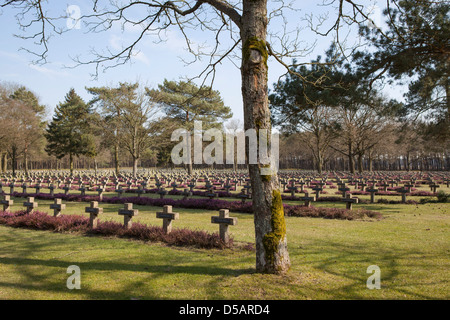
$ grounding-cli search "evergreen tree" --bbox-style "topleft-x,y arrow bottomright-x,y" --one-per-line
45,88 -> 95,175
146,79 -> 232,174
355,0 -> 449,140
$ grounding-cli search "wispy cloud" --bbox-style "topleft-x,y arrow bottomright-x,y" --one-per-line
28,64 -> 70,78
132,51 -> 150,66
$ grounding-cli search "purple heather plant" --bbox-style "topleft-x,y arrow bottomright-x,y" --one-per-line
0,210 -> 229,249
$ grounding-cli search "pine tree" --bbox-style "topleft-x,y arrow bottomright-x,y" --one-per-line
147,79 -> 232,174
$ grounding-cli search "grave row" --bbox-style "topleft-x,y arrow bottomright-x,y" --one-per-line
1,196 -> 237,244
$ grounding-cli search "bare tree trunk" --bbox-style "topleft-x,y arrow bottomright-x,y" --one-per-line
11,147 -> 17,177
114,144 -> 120,176
357,153 -> 363,173
94,158 -> 98,175
241,0 -> 290,274
348,142 -> 355,173
69,153 -> 74,176
1,153 -> 7,172
133,157 -> 138,178
23,148 -> 29,175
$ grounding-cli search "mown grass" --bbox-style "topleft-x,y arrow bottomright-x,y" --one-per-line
0,186 -> 448,300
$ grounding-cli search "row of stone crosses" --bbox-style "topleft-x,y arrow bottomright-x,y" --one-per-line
0,169 -> 449,205
0,195 -> 237,244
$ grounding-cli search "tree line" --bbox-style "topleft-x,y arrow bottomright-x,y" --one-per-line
0,80 -> 232,177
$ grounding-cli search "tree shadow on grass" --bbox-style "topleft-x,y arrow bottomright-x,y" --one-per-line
0,226 -> 254,299
289,238 -> 449,300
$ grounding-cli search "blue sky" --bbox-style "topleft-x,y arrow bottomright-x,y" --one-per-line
0,0 -> 402,123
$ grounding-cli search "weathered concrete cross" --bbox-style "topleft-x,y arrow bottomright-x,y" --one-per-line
85,201 -> 103,229
118,203 -> 138,228
156,205 -> 179,234
1,195 -> 13,212
50,198 -> 66,217
23,197 -> 38,214
211,209 -> 237,244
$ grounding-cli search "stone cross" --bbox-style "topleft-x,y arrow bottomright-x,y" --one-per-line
1,195 -> 13,212
9,183 -> 14,195
211,209 -> 237,244
187,182 -> 196,192
287,185 -> 297,197
206,191 -> 218,200
22,183 -> 28,194
429,183 -> 440,193
359,182 -> 367,191
34,183 -> 41,195
237,189 -> 249,203
181,188 -> 192,200
136,185 -> 145,198
380,181 -> 389,192
366,187 -> 378,203
404,182 -> 414,193
23,197 -> 38,214
85,201 -> 103,229
118,203 -> 138,228
156,205 -> 179,234
338,185 -> 350,197
298,181 -> 305,193
398,187 -> 409,203
342,193 -> 358,210
49,184 -> 55,196
312,185 -> 322,199
79,185 -> 86,197
63,185 -> 70,195
50,198 -> 66,217
158,188 -> 167,199
300,193 -> 315,207
115,185 -> 124,198
97,186 -> 105,201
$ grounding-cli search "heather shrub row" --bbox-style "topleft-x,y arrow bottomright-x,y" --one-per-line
10,191 -> 383,219
283,205 -> 382,220
0,210 -> 230,249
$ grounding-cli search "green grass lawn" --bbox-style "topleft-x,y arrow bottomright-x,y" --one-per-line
0,186 -> 449,300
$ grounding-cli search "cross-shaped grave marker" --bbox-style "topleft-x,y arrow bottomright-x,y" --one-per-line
50,198 -> 66,217
21,183 -> 28,195
300,192 -> 315,208
312,185 -> 322,199
85,201 -> 103,229
63,184 -> 71,195
181,188 -> 192,200
211,209 -> 237,244
1,195 -> 13,212
34,183 -> 41,194
398,187 -> 409,203
9,182 -> 14,195
158,187 -> 167,199
156,205 -> 179,234
23,197 -> 38,214
136,185 -> 145,198
97,186 -> 105,201
341,193 -> 359,210
48,184 -> 55,196
237,189 -> 249,203
118,203 -> 138,229
366,186 -> 379,203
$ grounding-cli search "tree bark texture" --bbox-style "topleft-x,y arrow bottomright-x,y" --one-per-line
241,0 -> 290,274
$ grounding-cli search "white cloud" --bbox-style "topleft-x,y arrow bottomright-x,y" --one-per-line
28,64 -> 70,77
132,50 -> 150,66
